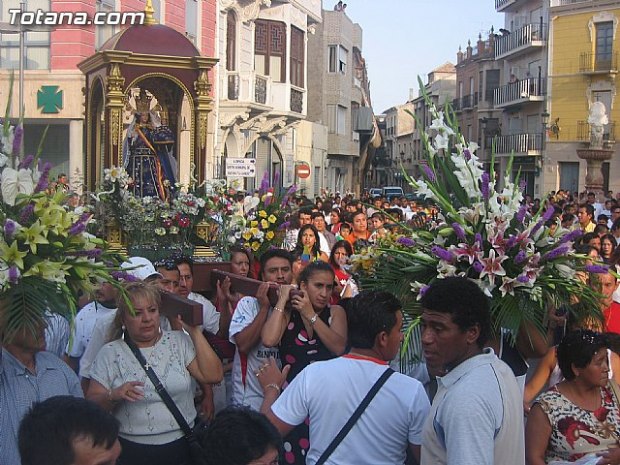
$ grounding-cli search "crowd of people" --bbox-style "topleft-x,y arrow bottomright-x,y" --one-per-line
3,187 -> 620,465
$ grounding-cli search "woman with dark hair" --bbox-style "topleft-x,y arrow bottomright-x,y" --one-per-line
294,224 -> 328,263
329,208 -> 343,235
601,233 -> 617,263
526,330 -> 620,464
261,261 -> 347,464
328,240 -> 356,304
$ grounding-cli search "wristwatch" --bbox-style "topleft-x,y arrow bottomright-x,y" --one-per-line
309,313 -> 318,326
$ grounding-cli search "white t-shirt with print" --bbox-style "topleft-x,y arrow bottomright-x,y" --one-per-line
66,301 -> 117,359
271,355 -> 430,465
188,291 -> 220,335
229,296 -> 280,411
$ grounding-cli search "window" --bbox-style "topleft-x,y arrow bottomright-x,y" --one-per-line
328,45 -> 347,74
351,102 -> 359,141
0,0 -> 50,70
596,22 -> 613,68
327,104 -> 347,134
255,20 -> 286,83
95,0 -> 117,50
485,70 -> 500,102
290,26 -> 304,88
185,0 -> 198,45
226,11 -> 236,71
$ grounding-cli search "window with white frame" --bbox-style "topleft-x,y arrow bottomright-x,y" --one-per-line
95,0 -> 117,51
328,45 -> 347,74
0,0 -> 50,70
337,105 -> 347,135
185,0 -> 198,45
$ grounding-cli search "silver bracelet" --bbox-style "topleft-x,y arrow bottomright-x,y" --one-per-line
265,383 -> 281,394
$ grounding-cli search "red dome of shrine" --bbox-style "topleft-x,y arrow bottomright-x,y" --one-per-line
100,24 -> 200,57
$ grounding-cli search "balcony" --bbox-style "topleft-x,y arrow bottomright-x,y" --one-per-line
579,52 -> 618,75
255,75 -> 268,105
451,98 -> 461,112
461,93 -> 478,110
495,23 -> 546,59
494,78 -> 545,109
577,120 -> 616,144
495,0 -> 520,12
227,73 -> 239,101
551,0 -> 595,7
489,133 -> 542,155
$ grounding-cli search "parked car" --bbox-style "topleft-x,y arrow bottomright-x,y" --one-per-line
382,186 -> 404,200
369,188 -> 382,198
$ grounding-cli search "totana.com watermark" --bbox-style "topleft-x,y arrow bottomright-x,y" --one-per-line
8,9 -> 145,26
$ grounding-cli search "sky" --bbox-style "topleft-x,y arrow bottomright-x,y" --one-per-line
342,0 -> 504,113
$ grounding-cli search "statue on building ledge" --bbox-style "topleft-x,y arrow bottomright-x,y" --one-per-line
588,101 -> 608,149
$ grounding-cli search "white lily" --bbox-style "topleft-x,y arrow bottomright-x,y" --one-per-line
1,167 -> 35,206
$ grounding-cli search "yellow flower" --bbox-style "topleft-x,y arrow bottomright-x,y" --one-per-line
23,259 -> 69,283
21,221 -> 49,254
250,220 -> 259,228
258,210 -> 268,218
251,241 -> 261,251
250,227 -> 259,236
0,240 -> 28,269
268,214 -> 277,224
242,230 -> 253,241
266,230 -> 275,240
261,219 -> 269,229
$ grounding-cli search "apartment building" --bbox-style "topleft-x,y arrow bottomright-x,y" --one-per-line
216,0 -> 322,192
307,6 -> 378,195
546,0 -> 620,195
494,0 -> 548,196
383,102 -> 414,187
0,0 -> 217,189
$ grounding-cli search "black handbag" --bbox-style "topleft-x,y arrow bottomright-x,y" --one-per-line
125,334 -> 207,465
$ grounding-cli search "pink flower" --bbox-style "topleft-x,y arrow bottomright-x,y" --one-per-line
477,249 -> 508,283
449,241 -> 482,265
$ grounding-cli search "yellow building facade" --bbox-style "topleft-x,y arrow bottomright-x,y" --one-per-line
546,0 -> 620,196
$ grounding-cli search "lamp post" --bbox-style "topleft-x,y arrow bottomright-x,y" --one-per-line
539,110 -> 550,178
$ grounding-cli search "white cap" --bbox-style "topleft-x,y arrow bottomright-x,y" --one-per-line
121,257 -> 163,281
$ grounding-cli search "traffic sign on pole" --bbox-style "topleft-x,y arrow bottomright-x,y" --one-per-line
225,158 -> 257,177
296,163 -> 311,179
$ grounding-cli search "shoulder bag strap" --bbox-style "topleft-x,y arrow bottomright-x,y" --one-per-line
315,367 -> 395,465
124,335 -> 194,439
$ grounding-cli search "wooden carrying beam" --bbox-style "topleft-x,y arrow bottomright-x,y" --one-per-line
210,270 -> 280,306
160,291 -> 204,327
193,261 -> 232,292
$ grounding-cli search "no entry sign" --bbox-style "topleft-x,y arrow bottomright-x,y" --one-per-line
296,163 -> 311,179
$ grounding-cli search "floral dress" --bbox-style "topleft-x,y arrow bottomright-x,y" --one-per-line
535,383 -> 620,463
279,308 -> 334,465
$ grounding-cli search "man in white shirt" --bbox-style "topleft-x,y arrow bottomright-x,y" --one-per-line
259,290 -> 430,465
419,277 -> 525,465
229,249 -> 294,410
312,211 -> 336,256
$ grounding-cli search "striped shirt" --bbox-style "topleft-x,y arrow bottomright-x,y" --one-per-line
0,348 -> 83,464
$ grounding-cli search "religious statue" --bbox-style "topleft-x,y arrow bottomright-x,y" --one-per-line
587,101 -> 608,149
122,90 -> 176,199
152,111 -> 178,186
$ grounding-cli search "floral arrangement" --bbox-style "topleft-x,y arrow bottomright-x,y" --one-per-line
0,80 -> 124,341
352,84 -> 605,345
227,171 -> 296,257
94,166 -> 205,258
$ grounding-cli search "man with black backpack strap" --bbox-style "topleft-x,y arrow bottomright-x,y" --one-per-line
257,290 -> 430,465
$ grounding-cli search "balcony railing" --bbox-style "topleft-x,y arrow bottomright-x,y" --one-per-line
227,73 -> 239,100
255,75 -> 267,105
489,133 -> 542,154
551,0 -> 594,6
495,0 -> 519,11
494,78 -> 545,108
451,98 -> 461,112
577,120 -> 616,143
579,52 -> 618,74
461,93 -> 478,110
495,23 -> 546,59
290,88 -> 303,113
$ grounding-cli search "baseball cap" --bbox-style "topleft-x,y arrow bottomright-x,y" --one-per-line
121,257 -> 163,281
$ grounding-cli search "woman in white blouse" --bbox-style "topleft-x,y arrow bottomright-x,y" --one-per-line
87,281 -> 223,465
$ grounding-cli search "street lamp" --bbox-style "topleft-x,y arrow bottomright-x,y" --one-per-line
538,110 -> 550,177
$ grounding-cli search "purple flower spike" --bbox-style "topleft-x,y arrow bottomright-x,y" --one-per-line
431,245 -> 455,263
419,285 -> 430,298
259,171 -> 270,194
530,220 -> 544,237
35,162 -> 52,193
515,250 -> 527,264
19,203 -> 34,223
517,274 -> 530,284
481,172 -> 490,201
452,222 -> 466,241
397,236 -> 416,247
542,207 -> 555,222
18,154 -> 33,170
516,205 -> 527,223
111,271 -> 139,282
543,245 -> 570,262
273,170 -> 280,187
12,125 -> 23,156
585,264 -> 609,274
559,229 -> 583,244
422,165 -> 436,182
264,194 -> 272,207
475,233 -> 483,245
472,261 -> 484,273
519,178 -> 526,192
8,266 -> 20,283
4,219 -> 17,239
506,235 -> 517,249
463,149 -> 471,161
